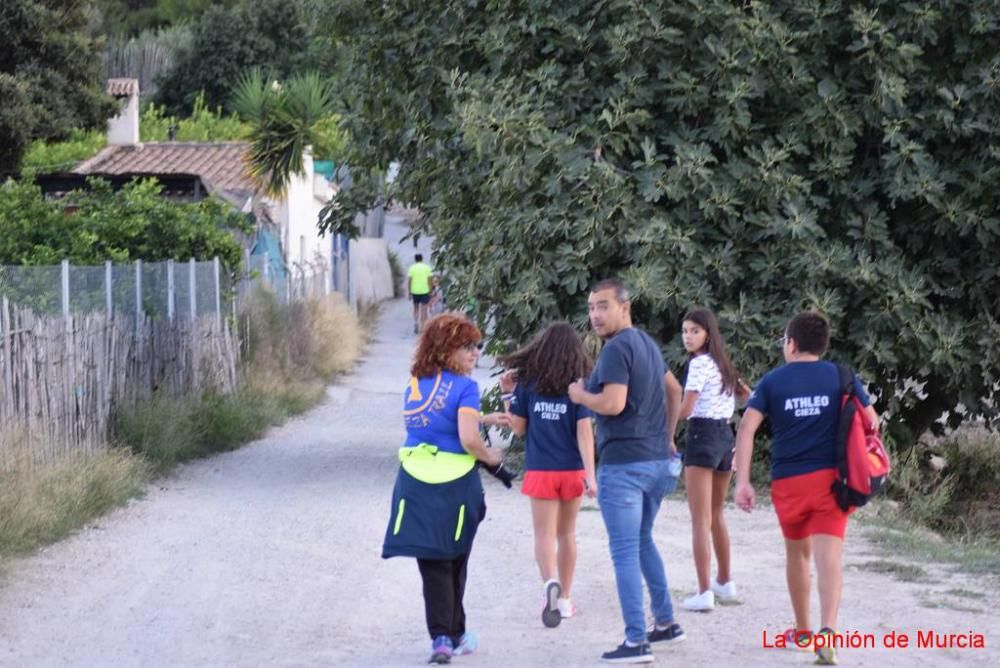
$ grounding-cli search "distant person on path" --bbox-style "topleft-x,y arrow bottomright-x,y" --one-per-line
567,279 -> 685,664
734,311 -> 878,666
381,314 -> 514,664
675,307 -> 748,612
408,253 -> 433,333
498,322 -> 597,629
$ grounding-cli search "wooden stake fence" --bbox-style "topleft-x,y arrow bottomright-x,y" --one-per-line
0,303 -> 236,468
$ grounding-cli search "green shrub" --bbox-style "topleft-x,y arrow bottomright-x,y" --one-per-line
140,93 -> 249,143
886,428 -> 1000,536
20,129 -> 106,175
887,445 -> 957,528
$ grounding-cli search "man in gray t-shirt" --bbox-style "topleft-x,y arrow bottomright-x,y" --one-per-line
568,279 -> 685,662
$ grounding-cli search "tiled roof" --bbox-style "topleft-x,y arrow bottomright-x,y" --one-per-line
106,78 -> 139,97
74,143 -> 255,206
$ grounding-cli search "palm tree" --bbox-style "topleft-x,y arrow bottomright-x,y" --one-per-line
232,69 -> 338,198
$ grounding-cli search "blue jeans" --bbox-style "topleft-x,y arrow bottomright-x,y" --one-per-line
598,460 -> 675,643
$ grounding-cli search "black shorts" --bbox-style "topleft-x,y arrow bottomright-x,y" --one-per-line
412,293 -> 431,305
683,418 -> 735,472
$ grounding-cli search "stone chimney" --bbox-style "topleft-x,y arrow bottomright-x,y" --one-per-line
106,78 -> 140,146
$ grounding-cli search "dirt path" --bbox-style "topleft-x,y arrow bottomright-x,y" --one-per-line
1,237 -> 997,667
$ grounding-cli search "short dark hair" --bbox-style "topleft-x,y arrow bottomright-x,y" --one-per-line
590,278 -> 630,303
786,311 -> 830,356
414,253 -> 423,262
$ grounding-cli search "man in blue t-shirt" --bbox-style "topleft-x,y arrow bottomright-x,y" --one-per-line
733,311 -> 879,666
568,279 -> 685,663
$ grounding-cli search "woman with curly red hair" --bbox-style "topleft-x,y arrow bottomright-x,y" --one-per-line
382,313 -> 512,664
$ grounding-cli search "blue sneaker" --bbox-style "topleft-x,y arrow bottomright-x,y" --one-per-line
648,622 -> 686,646
429,635 -> 453,664
600,641 -> 653,664
453,632 -> 478,656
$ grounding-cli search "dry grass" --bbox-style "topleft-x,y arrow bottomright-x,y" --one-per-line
307,293 -> 364,377
242,287 -> 364,381
0,437 -> 148,558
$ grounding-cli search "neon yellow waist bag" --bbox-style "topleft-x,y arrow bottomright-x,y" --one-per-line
399,443 -> 476,484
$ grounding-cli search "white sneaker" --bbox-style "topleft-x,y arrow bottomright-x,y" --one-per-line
682,589 -> 715,612
711,579 -> 738,603
557,597 -> 576,618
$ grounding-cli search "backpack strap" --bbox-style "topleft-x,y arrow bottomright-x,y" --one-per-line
836,363 -> 855,397
833,363 -> 856,485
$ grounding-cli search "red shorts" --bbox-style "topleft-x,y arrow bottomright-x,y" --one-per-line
771,468 -> 851,540
522,470 -> 586,500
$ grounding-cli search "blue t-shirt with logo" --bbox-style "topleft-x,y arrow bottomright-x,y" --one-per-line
586,327 -> 669,464
403,370 -> 480,454
746,361 -> 871,480
509,382 -> 593,471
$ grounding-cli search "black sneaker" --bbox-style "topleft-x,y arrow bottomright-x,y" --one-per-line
600,642 -> 654,664
648,622 -> 686,646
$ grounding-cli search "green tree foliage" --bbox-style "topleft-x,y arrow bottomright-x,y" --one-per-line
152,0 -> 331,114
0,0 -> 116,176
322,1 -> 1000,443
0,178 -> 249,268
91,0 -> 239,36
20,129 -> 108,176
140,93 -> 249,142
232,70 -> 338,197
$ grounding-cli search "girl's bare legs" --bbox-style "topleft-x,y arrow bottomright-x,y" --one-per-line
555,496 -> 583,597
685,466 -> 715,592
531,498 -> 559,582
711,470 -> 734,585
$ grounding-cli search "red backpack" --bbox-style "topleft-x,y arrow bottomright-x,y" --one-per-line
832,365 -> 891,512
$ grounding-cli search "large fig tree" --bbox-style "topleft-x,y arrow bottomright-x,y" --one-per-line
320,1 -> 1000,445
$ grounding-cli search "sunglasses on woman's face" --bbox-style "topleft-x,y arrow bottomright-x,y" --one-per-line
463,342 -> 484,352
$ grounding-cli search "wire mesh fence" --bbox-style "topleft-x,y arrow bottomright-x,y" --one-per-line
0,259 -> 233,322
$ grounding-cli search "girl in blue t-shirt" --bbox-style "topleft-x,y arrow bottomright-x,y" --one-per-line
675,307 -> 749,612
498,322 -> 596,628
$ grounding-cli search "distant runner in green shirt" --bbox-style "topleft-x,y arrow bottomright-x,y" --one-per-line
408,253 -> 433,333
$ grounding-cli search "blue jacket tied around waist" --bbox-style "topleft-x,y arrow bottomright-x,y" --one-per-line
382,445 -> 486,560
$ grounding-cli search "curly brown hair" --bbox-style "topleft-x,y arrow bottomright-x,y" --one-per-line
499,322 -> 593,396
410,313 -> 482,378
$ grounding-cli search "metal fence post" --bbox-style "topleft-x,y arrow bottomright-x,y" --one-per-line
213,257 -> 221,328
135,259 -> 143,321
167,260 -> 175,322
345,239 -> 352,305
189,258 -> 197,320
61,259 -> 70,318
105,261 -> 112,315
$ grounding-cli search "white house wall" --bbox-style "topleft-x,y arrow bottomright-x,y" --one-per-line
279,150 -> 333,288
